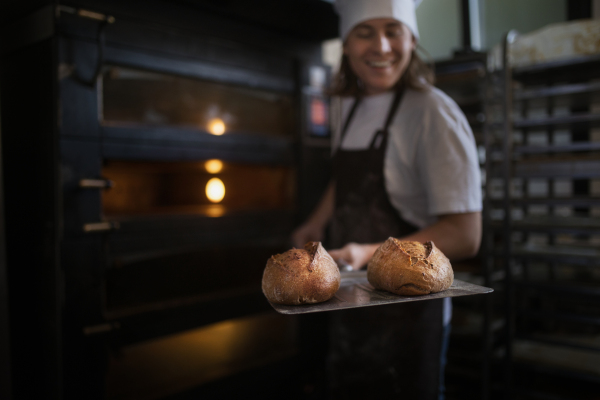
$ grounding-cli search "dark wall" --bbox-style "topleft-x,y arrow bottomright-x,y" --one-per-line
0,0 -> 53,26
1,38 -> 62,400
0,91 -> 12,400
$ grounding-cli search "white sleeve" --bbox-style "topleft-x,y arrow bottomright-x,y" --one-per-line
416,98 -> 482,216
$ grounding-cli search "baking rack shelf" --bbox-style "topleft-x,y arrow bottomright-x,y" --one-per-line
514,142 -> 600,153
489,198 -> 600,207
491,221 -> 600,234
488,157 -> 600,179
514,281 -> 600,296
518,310 -> 600,325
487,30 -> 600,400
508,250 -> 600,266
511,53 -> 600,82
513,113 -> 600,129
512,357 -> 600,383
515,334 -> 600,353
514,80 -> 600,101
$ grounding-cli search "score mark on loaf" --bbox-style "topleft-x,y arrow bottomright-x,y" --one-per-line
262,242 -> 341,305
368,238 -> 454,296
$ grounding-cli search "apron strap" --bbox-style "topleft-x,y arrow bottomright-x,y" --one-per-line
339,89 -> 406,151
368,89 -> 406,149
383,89 -> 405,131
339,97 -> 362,144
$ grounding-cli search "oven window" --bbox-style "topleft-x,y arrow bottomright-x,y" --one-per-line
101,66 -> 294,137
102,160 -> 295,217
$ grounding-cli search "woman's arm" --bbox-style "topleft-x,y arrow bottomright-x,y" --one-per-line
328,211 -> 482,270
291,181 -> 335,248
399,211 -> 481,260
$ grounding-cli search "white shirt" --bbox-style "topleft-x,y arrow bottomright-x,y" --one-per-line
331,86 -> 482,229
331,86 -> 483,326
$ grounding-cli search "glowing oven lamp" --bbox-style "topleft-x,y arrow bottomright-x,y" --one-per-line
206,178 -> 225,203
207,118 -> 226,135
204,159 -> 223,174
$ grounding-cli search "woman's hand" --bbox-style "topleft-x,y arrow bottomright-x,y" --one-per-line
328,242 -> 381,271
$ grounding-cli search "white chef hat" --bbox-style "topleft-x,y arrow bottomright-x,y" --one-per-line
335,0 -> 422,41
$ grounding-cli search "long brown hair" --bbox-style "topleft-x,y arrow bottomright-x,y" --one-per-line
329,46 -> 435,97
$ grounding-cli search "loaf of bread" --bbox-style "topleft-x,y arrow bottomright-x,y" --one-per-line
367,238 -> 453,296
262,242 -> 340,305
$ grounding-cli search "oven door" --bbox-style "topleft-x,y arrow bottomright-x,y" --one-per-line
61,59 -> 299,325
100,158 -> 296,320
58,33 -> 305,396
60,66 -> 303,400
56,6 -> 333,398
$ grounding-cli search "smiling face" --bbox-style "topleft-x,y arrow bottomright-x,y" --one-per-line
343,18 -> 416,96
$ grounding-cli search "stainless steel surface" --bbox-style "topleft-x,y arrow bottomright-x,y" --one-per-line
335,259 -> 353,272
268,270 -> 493,315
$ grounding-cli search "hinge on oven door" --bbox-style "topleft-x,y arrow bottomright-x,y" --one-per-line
83,321 -> 120,336
56,5 -> 116,24
56,5 -> 115,88
79,178 -> 114,189
80,178 -> 118,233
83,221 -> 120,233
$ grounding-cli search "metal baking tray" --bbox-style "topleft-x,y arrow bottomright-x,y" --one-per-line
269,270 -> 493,315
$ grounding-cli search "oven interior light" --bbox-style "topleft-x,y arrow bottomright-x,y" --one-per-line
205,204 -> 225,217
204,159 -> 223,174
207,118 -> 226,135
206,178 -> 225,203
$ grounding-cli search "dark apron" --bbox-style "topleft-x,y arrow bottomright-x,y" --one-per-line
329,90 -> 444,400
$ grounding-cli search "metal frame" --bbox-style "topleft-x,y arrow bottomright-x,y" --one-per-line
497,29 -> 600,400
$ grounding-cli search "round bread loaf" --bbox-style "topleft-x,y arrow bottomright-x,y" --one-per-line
367,238 -> 453,296
262,242 -> 340,305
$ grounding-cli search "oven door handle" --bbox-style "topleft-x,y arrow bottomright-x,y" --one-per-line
83,221 -> 120,233
79,178 -> 114,189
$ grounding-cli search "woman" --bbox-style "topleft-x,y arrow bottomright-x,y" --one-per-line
292,0 -> 482,399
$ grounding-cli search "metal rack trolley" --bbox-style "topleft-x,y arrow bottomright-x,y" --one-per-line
487,31 -> 600,399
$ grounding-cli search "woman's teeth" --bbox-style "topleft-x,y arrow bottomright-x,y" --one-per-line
368,60 -> 393,67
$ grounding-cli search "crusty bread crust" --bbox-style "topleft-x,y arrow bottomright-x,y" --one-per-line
367,238 -> 453,296
262,242 -> 341,305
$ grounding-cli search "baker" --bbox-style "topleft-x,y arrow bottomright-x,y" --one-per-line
291,0 -> 482,398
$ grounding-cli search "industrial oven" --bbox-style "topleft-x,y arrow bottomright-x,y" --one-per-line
1,1 -> 337,398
